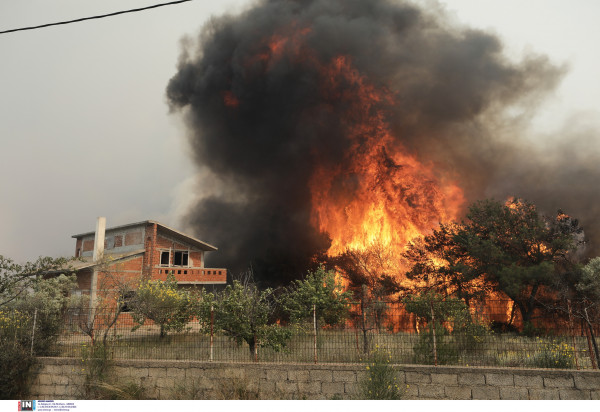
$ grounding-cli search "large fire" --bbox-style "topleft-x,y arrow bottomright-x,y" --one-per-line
308,55 -> 464,284
245,28 -> 465,285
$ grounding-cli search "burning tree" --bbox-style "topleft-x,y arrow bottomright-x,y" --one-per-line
404,222 -> 490,305
445,198 -> 582,325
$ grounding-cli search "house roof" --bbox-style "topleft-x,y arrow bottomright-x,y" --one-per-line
48,249 -> 146,273
71,220 -> 218,252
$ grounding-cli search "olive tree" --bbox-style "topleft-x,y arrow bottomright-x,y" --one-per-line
210,279 -> 291,359
280,265 -> 351,329
130,274 -> 194,338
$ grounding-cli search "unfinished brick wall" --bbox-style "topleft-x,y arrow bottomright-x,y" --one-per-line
30,358 -> 600,400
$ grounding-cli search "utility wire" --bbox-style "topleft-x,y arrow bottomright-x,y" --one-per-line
0,0 -> 194,35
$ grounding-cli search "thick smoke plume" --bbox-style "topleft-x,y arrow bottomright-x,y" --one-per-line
167,0 -> 600,284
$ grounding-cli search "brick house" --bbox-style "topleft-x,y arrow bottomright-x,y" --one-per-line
70,218 -> 227,301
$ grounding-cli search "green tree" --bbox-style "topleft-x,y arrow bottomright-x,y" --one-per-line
130,274 -> 193,338
0,255 -> 73,308
211,279 -> 291,359
403,291 -> 489,365
404,291 -> 461,365
573,257 -> 600,364
281,265 -> 351,329
454,198 -> 582,324
0,256 -> 77,399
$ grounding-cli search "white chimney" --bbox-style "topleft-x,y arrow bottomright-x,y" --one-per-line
92,216 -> 106,262
89,216 -> 106,325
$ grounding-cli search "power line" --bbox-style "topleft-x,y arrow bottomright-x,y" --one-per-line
0,0 -> 194,35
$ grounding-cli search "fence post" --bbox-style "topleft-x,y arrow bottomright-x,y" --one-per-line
313,304 -> 317,364
210,304 -> 214,362
430,300 -> 437,367
254,333 -> 258,362
30,308 -> 38,356
567,300 -> 580,370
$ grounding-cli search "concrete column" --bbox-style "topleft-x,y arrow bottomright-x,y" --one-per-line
89,217 -> 106,325
92,217 -> 106,262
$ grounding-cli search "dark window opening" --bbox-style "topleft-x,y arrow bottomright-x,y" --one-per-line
173,251 -> 188,266
160,251 -> 170,266
120,291 -> 136,313
184,270 -> 187,275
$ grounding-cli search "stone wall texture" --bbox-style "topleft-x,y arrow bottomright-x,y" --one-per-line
30,357 -> 600,400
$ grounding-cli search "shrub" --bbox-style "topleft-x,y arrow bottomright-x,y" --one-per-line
404,292 -> 490,365
528,338 -> 575,369
357,346 -> 403,400
412,324 -> 459,365
0,310 -> 38,399
130,274 -> 194,338
0,274 -> 77,398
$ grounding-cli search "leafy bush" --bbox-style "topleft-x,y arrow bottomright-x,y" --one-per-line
357,346 -> 403,400
79,341 -> 112,398
0,310 -> 38,399
404,292 -> 490,365
0,273 -> 77,399
412,324 -> 459,365
528,339 -> 575,369
130,274 -> 194,338
280,265 -> 351,328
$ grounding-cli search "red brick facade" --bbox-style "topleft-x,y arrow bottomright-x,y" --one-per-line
71,220 -> 227,296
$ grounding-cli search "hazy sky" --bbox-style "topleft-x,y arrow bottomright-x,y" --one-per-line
1,0 -> 599,263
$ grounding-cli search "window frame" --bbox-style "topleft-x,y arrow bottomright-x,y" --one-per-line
160,250 -> 170,266
173,250 -> 189,267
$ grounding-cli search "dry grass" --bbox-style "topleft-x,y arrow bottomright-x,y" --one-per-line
53,326 -> 595,369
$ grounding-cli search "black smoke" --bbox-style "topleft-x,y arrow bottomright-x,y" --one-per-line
166,0 -> 600,285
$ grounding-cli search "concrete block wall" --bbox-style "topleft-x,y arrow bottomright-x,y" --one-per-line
30,358 -> 600,400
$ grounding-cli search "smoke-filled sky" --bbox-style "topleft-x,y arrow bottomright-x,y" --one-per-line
2,0 -> 600,273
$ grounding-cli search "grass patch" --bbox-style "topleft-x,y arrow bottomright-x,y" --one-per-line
54,325 -> 592,369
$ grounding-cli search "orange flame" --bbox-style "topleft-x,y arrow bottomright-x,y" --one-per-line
309,55 -> 464,281
243,28 -> 465,284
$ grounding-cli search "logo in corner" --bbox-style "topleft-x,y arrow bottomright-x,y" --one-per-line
18,401 -> 36,411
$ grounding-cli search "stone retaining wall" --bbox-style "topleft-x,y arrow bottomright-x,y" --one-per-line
30,357 -> 600,400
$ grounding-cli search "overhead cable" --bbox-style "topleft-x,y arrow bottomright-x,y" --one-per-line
0,0 -> 194,35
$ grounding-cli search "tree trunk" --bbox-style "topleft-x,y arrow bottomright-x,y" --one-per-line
525,283 -> 540,322
247,335 -> 257,361
515,300 -> 532,328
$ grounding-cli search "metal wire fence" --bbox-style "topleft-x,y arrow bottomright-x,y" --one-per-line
26,300 -> 597,369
